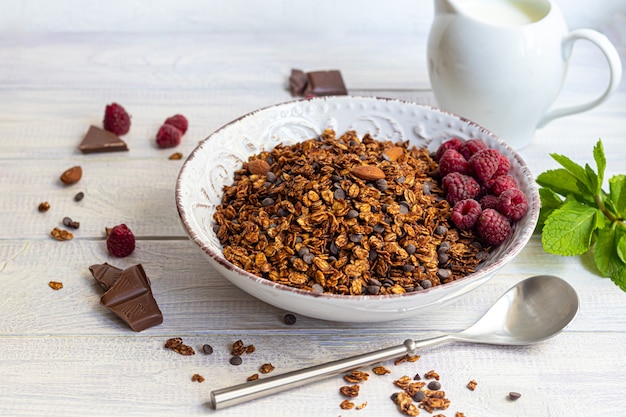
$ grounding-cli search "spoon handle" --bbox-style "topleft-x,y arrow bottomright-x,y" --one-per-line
210,339 -> 416,410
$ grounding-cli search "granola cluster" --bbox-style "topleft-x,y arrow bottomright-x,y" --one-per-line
214,129 -> 489,295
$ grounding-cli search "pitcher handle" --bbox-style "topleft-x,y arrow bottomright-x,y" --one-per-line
538,29 -> 622,128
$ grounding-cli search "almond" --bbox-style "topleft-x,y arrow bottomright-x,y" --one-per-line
350,165 -> 385,181
383,146 -> 404,162
247,159 -> 271,176
60,165 -> 82,185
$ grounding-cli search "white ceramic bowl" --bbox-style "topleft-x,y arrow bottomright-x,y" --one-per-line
176,96 -> 539,322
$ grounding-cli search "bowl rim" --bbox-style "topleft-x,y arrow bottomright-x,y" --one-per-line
175,95 -> 540,302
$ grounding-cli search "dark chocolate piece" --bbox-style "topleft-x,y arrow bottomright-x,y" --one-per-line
304,70 -> 347,96
89,262 -> 123,291
97,264 -> 163,332
289,69 -> 308,96
78,125 -> 128,154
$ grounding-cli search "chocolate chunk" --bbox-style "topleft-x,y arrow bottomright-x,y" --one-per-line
78,125 -> 128,154
304,70 -> 347,97
289,68 -> 308,96
97,264 -> 163,332
89,263 -> 123,291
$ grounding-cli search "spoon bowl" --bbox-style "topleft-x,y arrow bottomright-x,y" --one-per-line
210,275 -> 579,410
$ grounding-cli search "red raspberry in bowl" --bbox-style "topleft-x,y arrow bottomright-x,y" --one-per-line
439,149 -> 470,177
469,149 -> 501,182
103,103 -> 131,136
156,124 -> 183,148
441,172 -> 480,204
164,114 -> 189,134
459,138 -> 487,160
435,137 -> 463,161
106,224 -> 135,257
451,199 -> 482,230
477,208 -> 512,245
479,194 -> 500,210
490,174 -> 518,196
493,153 -> 511,177
497,188 -> 529,221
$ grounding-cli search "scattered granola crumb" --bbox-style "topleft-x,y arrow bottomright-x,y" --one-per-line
455,412 -> 467,417
247,374 -> 259,382
164,337 -> 195,356
339,385 -> 360,398
38,201 -> 50,212
424,370 -> 440,380
343,370 -> 369,383
50,227 -> 73,241
395,354 -> 420,365
48,281 -> 63,290
372,366 -> 391,375
340,400 -> 355,410
259,363 -> 275,374
169,152 -> 183,160
191,374 -> 205,383
355,401 -> 368,410
467,379 -> 478,391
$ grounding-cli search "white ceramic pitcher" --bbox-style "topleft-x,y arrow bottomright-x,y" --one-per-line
427,0 -> 622,149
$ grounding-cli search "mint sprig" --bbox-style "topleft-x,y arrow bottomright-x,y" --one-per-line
537,140 -> 626,291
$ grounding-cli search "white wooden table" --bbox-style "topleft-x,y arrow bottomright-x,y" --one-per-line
1,13 -> 626,417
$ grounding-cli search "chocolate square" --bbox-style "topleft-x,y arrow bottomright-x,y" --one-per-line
79,125 -> 128,154
304,70 -> 348,96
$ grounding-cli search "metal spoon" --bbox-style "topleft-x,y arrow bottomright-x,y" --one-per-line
210,275 -> 578,410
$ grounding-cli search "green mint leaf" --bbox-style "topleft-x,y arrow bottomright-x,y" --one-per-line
585,163 -> 598,197
593,140 -> 606,194
542,200 -> 598,256
538,187 -> 563,227
594,226 -> 626,291
617,225 -> 626,264
609,174 -> 626,217
550,152 -> 594,194
536,168 -> 590,202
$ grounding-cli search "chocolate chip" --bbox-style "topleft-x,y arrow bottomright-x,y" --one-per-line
334,188 -> 346,200
427,381 -> 441,390
412,391 -> 426,402
373,223 -> 386,234
439,241 -> 451,252
438,252 -> 449,264
375,179 -> 388,191
437,268 -> 451,279
399,201 -> 410,214
402,264 -> 415,272
202,344 -> 214,354
508,391 -> 522,401
74,191 -> 85,202
413,373 -> 421,380
435,225 -> 448,235
63,217 -> 80,229
420,279 -> 432,289
283,313 -> 297,325
346,209 -> 359,219
405,243 -> 417,255
302,253 -> 315,265
365,285 -> 380,295
349,233 -> 363,243
229,356 -> 243,366
261,197 -> 274,207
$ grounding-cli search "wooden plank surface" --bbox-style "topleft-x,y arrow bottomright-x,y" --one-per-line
1,28 -> 626,417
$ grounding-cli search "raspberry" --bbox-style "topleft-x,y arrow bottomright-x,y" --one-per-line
439,149 -> 470,177
493,153 -> 511,177
156,124 -> 183,148
451,199 -> 482,230
164,114 -> 189,134
477,208 -> 512,245
490,174 -> 518,196
497,188 -> 529,221
459,139 -> 487,160
468,149 -> 501,182
479,194 -> 499,210
435,137 -> 463,161
106,224 -> 135,257
441,172 -> 480,204
103,103 -> 131,136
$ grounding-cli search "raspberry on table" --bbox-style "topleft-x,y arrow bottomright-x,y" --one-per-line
439,148 -> 470,177
164,114 -> 188,134
441,172 -> 480,204
106,224 -> 136,257
451,199 -> 482,230
490,174 -> 518,196
156,124 -> 183,148
435,137 -> 463,161
497,188 -> 529,221
469,149 -> 501,182
459,138 -> 487,160
103,103 -> 131,136
477,208 -> 512,245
